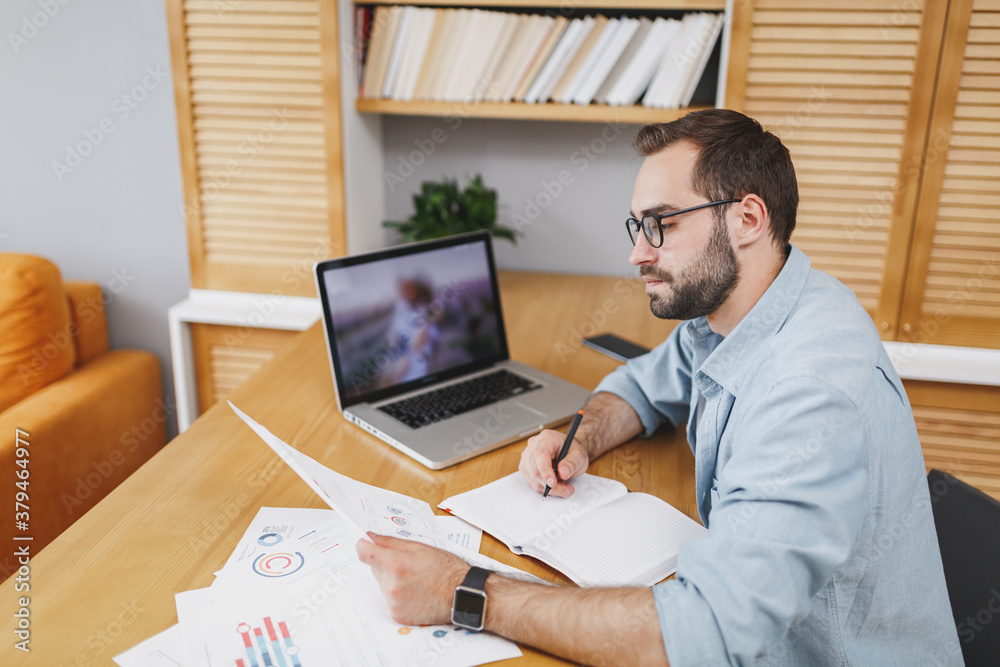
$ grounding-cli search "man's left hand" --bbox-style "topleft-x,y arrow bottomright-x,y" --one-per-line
357,533 -> 469,626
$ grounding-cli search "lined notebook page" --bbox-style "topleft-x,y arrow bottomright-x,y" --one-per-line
538,492 -> 708,588
440,472 -> 627,547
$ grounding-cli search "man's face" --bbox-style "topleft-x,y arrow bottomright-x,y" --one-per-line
629,142 -> 740,321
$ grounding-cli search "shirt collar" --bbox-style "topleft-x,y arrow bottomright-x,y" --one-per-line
690,244 -> 811,395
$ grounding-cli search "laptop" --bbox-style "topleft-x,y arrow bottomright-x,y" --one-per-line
314,231 -> 591,469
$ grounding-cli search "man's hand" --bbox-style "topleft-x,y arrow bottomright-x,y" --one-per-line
519,393 -> 644,497
519,429 -> 590,498
356,533 -> 468,625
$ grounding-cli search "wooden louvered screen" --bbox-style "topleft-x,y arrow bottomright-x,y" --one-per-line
899,0 -> 1000,349
191,323 -> 299,413
907,380 -> 1000,501
726,0 -> 947,335
166,0 -> 346,296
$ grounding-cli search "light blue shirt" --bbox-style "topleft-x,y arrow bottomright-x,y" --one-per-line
594,246 -> 963,666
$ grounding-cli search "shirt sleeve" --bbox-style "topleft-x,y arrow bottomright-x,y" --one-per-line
592,324 -> 694,437
653,376 -> 870,665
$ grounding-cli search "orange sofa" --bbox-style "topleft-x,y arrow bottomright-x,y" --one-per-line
0,254 -> 166,576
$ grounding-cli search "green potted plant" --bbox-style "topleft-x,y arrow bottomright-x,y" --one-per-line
384,175 -> 519,244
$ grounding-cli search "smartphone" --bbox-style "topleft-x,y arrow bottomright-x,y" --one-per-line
582,333 -> 651,362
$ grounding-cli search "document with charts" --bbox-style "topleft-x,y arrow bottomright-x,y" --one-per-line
439,472 -> 708,587
116,407 -> 534,667
176,560 -> 521,667
229,401 -> 547,585
211,506 -> 481,592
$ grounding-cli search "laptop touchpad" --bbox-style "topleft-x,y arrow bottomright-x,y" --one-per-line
460,401 -> 545,435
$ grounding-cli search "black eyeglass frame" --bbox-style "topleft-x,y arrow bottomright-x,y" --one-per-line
626,198 -> 742,248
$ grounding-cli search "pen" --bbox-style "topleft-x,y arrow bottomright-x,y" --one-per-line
543,409 -> 585,499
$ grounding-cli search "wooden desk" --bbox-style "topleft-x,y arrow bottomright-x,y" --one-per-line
1,272 -> 696,666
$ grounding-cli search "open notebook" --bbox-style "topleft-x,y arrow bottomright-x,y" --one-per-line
439,472 -> 708,587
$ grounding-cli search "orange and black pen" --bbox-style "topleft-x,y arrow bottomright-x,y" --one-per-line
542,409 -> 585,499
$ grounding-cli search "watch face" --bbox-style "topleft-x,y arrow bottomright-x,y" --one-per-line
452,587 -> 486,631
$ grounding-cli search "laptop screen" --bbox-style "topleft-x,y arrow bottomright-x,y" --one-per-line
315,232 -> 509,408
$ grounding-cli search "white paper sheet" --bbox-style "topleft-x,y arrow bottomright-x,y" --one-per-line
113,624 -> 187,666
177,560 -> 521,667
212,507 -> 484,591
440,471 -> 628,548
212,507 -> 358,592
437,515 -> 483,552
229,402 -> 449,547
229,402 -> 549,585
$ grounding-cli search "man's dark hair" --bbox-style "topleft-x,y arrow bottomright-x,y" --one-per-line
633,109 -> 798,249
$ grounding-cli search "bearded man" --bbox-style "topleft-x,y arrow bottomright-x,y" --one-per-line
358,109 -> 963,666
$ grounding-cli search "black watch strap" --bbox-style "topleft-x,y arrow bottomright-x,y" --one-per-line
461,566 -> 491,591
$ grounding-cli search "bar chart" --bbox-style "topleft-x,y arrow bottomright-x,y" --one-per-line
235,616 -> 301,667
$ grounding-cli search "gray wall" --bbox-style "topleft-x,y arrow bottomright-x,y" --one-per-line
381,116 -> 643,277
1,0 -> 188,438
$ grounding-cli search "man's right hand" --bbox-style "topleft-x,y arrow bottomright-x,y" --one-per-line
519,429 -> 590,498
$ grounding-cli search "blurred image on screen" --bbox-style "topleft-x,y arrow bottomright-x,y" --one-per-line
323,241 -> 501,402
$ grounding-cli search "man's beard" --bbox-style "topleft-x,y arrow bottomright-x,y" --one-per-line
640,217 -> 740,321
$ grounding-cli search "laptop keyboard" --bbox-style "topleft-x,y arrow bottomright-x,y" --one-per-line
377,369 -> 542,429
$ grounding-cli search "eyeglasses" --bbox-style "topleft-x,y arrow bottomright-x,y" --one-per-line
626,198 -> 742,248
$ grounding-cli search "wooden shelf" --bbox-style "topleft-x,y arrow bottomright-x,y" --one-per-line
361,1 -> 726,9
356,98 -> 712,124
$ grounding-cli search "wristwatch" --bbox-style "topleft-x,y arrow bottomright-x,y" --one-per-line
451,566 -> 492,632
